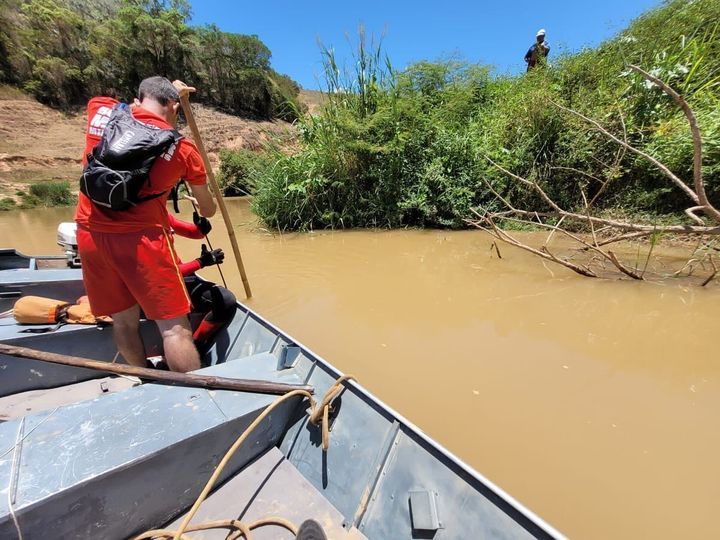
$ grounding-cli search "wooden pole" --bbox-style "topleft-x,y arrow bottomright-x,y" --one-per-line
0,344 -> 313,396
179,95 -> 252,299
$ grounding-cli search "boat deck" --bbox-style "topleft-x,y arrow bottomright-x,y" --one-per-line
167,446 -> 367,539
0,376 -> 138,421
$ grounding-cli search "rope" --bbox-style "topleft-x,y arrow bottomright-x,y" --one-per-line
308,375 -> 355,451
7,417 -> 25,540
133,517 -> 297,540
133,374 -> 355,540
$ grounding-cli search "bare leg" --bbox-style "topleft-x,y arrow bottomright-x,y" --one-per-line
112,304 -> 146,367
155,315 -> 200,373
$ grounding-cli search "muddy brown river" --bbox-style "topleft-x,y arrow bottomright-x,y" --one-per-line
1,199 -> 718,539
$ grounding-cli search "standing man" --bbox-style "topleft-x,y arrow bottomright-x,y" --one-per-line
75,76 -> 216,373
524,29 -> 550,71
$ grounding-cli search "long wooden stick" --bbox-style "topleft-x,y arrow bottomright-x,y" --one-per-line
180,95 -> 252,299
0,344 -> 313,396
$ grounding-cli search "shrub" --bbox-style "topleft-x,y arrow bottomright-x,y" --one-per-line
217,149 -> 271,196
0,197 -> 16,211
24,181 -> 74,207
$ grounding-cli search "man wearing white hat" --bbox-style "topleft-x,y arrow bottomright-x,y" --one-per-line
524,29 -> 550,71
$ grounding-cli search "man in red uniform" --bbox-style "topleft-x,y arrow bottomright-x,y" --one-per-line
75,76 -> 216,372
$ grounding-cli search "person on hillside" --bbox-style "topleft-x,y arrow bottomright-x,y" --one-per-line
524,29 -> 550,71
75,76 -> 216,373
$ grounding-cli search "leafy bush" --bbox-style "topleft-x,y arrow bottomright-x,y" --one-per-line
217,149 -> 271,196
21,181 -> 74,208
0,197 -> 16,211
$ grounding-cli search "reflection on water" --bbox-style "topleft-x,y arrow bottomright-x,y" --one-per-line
1,199 -> 719,540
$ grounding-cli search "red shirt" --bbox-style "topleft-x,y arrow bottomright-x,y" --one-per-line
75,97 -> 207,233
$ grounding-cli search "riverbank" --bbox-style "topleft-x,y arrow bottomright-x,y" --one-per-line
0,84 -> 300,208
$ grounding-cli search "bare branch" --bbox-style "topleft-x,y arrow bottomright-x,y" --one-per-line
467,213 -> 598,277
484,157 -> 720,235
685,206 -> 706,226
581,190 -> 598,247
483,205 -> 720,235
551,100 -> 699,203
608,251 -> 643,280
484,156 -> 563,212
595,231 -> 652,247
674,258 -> 700,277
701,255 -> 717,287
629,65 -> 720,222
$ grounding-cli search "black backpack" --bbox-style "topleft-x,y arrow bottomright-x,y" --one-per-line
80,104 -> 182,211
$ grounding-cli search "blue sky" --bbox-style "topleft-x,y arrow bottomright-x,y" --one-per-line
191,0 -> 662,90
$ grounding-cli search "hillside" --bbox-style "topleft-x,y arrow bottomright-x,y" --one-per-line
0,86 -> 302,203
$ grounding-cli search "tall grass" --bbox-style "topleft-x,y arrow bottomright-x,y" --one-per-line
250,0 -> 720,231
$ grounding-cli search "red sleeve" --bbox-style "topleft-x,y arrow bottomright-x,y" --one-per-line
180,140 -> 207,186
179,259 -> 201,276
167,213 -> 204,239
83,97 -> 119,165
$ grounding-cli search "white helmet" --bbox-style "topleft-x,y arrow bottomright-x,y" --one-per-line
536,29 -> 546,37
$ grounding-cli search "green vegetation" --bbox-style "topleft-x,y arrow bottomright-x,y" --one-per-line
0,0 -> 302,119
251,0 -> 720,230
17,182 -> 75,208
0,198 -> 17,211
217,148 -> 271,196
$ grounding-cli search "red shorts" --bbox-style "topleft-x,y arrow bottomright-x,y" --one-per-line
76,227 -> 191,320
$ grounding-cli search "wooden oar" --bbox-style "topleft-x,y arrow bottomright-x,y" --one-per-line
179,91 -> 252,299
0,344 -> 313,396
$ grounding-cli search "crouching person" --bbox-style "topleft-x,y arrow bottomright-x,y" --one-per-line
75,76 -> 216,372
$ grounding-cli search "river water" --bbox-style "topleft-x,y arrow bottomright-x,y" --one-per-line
1,199 -> 718,539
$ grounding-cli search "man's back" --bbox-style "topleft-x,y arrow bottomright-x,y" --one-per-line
75,96 -> 206,233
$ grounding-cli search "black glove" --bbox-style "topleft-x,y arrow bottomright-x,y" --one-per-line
197,244 -> 224,268
193,211 -> 212,236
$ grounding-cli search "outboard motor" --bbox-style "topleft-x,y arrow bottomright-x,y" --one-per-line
57,222 -> 81,268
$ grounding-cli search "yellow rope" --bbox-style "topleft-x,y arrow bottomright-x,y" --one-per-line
132,374 -> 355,540
308,375 -> 355,451
133,517 -> 297,540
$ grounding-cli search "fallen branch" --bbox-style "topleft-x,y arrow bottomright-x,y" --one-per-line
0,344 -> 314,396
701,255 -> 717,287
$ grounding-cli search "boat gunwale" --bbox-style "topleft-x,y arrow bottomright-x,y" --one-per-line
238,301 -> 566,539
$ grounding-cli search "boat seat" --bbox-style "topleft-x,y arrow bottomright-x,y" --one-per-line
0,317 -> 88,341
0,375 -> 139,421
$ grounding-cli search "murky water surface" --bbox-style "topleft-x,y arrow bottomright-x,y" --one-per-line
1,199 -> 719,540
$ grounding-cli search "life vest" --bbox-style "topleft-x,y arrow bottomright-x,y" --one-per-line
80,104 -> 182,211
13,295 -> 111,332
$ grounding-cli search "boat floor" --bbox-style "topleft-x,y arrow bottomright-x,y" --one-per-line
166,446 -> 367,540
0,376 -> 139,421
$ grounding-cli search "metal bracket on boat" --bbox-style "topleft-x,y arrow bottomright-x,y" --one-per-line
277,344 -> 302,370
409,490 -> 443,532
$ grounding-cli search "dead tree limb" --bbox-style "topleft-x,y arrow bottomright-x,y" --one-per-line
468,209 -> 598,277
628,65 -> 720,222
701,256 -> 717,287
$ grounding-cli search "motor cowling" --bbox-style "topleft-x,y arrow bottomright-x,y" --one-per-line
57,222 -> 81,268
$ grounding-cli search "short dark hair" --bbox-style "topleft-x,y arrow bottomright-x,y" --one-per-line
138,76 -> 179,105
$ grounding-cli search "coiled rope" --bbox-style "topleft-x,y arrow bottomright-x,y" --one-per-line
133,374 -> 355,540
